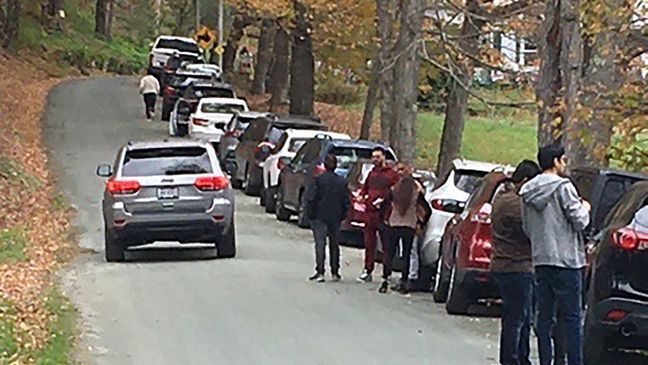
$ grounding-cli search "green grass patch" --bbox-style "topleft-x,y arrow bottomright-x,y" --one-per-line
34,287 -> 76,365
0,228 -> 27,264
0,302 -> 18,362
0,158 -> 44,190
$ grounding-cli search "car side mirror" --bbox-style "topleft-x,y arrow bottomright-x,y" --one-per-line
96,164 -> 113,177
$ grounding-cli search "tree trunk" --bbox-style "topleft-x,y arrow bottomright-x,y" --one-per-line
1,0 -> 20,49
268,23 -> 290,111
95,0 -> 112,39
377,0 -> 396,144
289,1 -> 314,116
223,12 -> 253,76
252,18 -> 276,95
390,0 -> 422,162
535,0 -> 562,147
360,67 -> 380,140
436,0 -> 484,179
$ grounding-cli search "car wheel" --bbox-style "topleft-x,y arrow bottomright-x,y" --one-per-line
265,186 -> 277,213
230,166 -> 243,189
432,256 -> 450,303
584,308 -> 607,365
297,193 -> 310,229
161,104 -> 172,121
104,229 -> 125,262
445,263 -> 471,315
259,186 -> 267,206
217,224 -> 236,258
275,186 -> 291,222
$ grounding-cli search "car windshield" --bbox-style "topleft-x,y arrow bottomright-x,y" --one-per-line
155,39 -> 199,54
195,88 -> 234,98
201,103 -> 245,114
122,147 -> 213,177
288,138 -> 309,152
454,170 -> 488,193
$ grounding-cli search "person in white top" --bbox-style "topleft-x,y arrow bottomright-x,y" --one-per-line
139,68 -> 161,121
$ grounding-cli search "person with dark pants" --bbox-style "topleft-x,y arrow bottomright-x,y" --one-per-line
520,145 -> 591,365
378,165 -> 428,294
139,68 -> 160,121
491,160 -> 540,365
356,147 -> 399,283
307,154 -> 349,282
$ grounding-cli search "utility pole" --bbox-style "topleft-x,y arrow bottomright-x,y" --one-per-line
218,0 -> 224,67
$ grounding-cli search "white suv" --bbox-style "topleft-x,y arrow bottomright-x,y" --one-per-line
261,129 -> 350,213
149,36 -> 201,79
189,97 -> 249,147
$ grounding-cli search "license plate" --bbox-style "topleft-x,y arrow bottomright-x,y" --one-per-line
157,187 -> 178,200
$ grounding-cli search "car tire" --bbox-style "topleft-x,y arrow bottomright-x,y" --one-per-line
432,257 -> 450,303
445,263 -> 471,315
275,186 -> 291,222
265,187 -> 277,213
217,224 -> 236,258
584,308 -> 607,365
161,104 -> 172,121
297,193 -> 310,229
244,168 -> 258,196
230,166 -> 243,189
104,229 -> 125,262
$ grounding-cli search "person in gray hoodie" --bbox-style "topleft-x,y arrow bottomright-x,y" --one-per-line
519,144 -> 591,365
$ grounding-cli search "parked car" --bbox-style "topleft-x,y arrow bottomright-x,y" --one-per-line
180,63 -> 222,81
96,140 -> 235,262
160,53 -> 203,90
169,81 -> 236,137
232,115 -> 327,195
583,182 -> 648,364
189,97 -> 249,148
149,36 -> 201,82
161,71 -> 221,121
432,172 -> 510,314
275,137 -> 396,228
261,129 -> 351,213
218,112 -> 275,173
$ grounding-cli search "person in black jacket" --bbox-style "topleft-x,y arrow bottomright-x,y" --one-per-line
307,154 -> 350,282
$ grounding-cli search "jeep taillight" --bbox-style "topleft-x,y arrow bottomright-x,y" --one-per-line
612,227 -> 648,250
194,176 -> 229,191
106,179 -> 141,195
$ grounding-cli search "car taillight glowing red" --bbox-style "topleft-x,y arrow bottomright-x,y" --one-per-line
431,199 -> 444,210
106,180 -> 141,195
194,176 -> 229,191
612,227 -> 648,250
192,117 -> 208,126
314,163 -> 326,176
471,203 -> 492,224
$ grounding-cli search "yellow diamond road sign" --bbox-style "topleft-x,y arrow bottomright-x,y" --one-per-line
195,26 -> 217,50
214,44 -> 225,55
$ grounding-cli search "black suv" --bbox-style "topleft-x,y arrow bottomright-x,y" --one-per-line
275,137 -> 395,228
169,81 -> 236,136
583,181 -> 648,364
161,71 -> 220,121
160,54 -> 202,90
218,111 -> 275,173
232,115 -> 327,195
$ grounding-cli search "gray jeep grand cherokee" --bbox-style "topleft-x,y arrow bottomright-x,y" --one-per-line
97,140 -> 235,262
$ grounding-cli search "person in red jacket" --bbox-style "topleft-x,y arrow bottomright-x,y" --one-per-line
356,147 -> 400,283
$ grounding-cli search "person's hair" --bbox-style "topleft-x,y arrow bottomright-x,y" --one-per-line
512,159 -> 541,184
147,67 -> 155,76
372,146 -> 386,156
324,154 -> 337,171
537,144 -> 565,171
392,176 -> 417,215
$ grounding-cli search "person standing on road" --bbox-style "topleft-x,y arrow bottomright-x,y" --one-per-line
357,147 -> 400,283
491,160 -> 540,365
378,163 -> 430,294
520,145 -> 591,365
139,68 -> 160,121
307,154 -> 350,282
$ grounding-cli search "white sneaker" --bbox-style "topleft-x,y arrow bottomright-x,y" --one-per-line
357,271 -> 372,283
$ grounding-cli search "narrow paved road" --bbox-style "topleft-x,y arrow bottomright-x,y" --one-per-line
44,77 -> 501,364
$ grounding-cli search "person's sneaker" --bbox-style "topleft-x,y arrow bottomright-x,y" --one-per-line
331,273 -> 342,282
378,280 -> 389,293
308,273 -> 325,282
356,270 -> 372,283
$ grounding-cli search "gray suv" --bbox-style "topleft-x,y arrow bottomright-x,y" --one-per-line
96,140 -> 235,262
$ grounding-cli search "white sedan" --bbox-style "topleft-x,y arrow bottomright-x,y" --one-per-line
189,97 -> 249,147
261,129 -> 350,213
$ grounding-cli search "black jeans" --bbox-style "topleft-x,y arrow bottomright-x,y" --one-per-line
143,93 -> 156,119
382,226 -> 415,281
311,219 -> 341,275
493,272 -> 534,365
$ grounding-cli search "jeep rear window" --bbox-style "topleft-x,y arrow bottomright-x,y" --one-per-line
122,147 -> 213,177
155,39 -> 199,54
454,170 -> 488,193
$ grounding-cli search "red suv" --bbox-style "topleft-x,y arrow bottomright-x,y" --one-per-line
433,172 -> 508,314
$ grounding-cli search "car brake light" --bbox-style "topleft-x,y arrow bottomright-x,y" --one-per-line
612,227 -> 648,250
431,199 -> 444,210
605,309 -> 628,322
471,203 -> 492,224
106,179 -> 141,195
194,176 -> 229,191
314,163 -> 326,176
192,117 -> 208,126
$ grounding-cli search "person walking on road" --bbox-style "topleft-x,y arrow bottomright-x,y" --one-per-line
378,163 -> 430,294
520,145 -> 591,365
357,147 -> 400,283
307,154 -> 350,282
491,160 -> 540,365
139,68 -> 160,121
